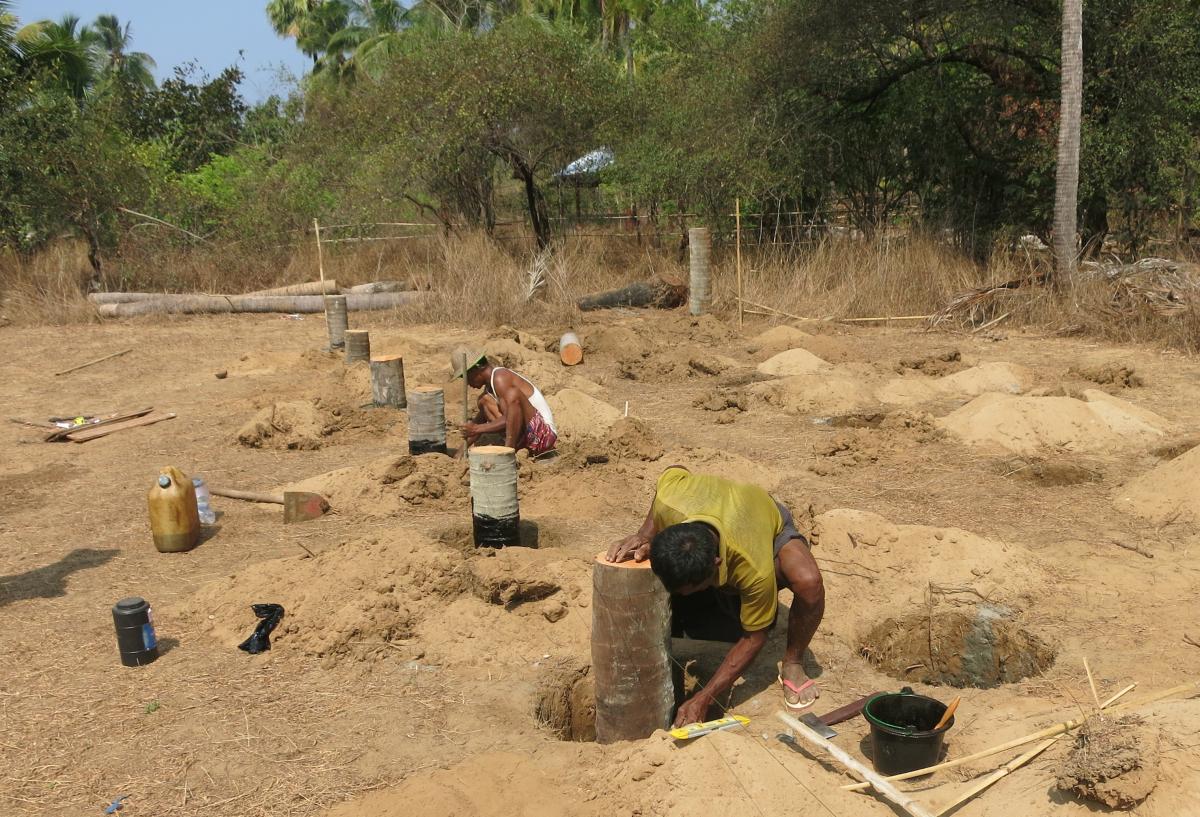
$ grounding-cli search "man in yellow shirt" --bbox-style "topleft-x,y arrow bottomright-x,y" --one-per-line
606,466 -> 825,727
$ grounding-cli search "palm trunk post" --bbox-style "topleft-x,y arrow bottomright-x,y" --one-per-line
1052,0 -> 1084,285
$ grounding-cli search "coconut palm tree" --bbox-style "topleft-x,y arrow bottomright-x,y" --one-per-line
91,14 -> 156,90
0,1 -> 17,57
1052,0 -> 1082,283
15,14 -> 100,100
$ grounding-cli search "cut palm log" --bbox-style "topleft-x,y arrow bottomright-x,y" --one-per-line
243,280 -> 338,296
346,281 -> 415,293
559,332 -> 583,365
577,280 -> 686,311
96,292 -> 421,318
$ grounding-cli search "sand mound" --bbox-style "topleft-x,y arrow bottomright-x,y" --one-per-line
581,324 -> 650,358
749,325 -> 811,354
237,400 -> 328,450
1115,443 -> 1200,524
618,348 -> 742,382
1057,717 -> 1159,809
877,362 -> 1034,406
548,389 -> 622,438
813,509 -> 1050,646
288,454 -> 469,516
938,392 -> 1167,454
755,348 -> 830,377
1070,361 -> 1144,388
749,373 -> 876,416
897,349 -> 964,376
181,534 -> 463,667
466,549 -> 563,607
567,417 -> 665,465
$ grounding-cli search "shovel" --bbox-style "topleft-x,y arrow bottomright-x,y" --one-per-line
797,693 -> 880,739
211,487 -> 330,523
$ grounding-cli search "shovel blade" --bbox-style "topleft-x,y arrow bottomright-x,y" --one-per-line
283,491 -> 330,523
799,712 -> 837,739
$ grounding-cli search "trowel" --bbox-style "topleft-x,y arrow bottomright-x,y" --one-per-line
211,487 -> 331,523
795,693 -> 880,739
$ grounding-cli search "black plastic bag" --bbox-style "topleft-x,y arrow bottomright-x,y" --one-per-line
238,603 -> 284,654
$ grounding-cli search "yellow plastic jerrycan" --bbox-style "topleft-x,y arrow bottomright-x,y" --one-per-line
148,466 -> 201,553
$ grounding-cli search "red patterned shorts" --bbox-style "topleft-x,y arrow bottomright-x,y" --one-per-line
524,413 -> 558,456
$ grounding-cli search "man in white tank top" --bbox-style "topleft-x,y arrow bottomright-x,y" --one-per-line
452,348 -> 558,456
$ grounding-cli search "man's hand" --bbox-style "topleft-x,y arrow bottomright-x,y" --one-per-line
606,534 -> 650,563
673,693 -> 713,728
461,421 -> 481,444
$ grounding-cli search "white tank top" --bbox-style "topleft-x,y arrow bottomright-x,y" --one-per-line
489,367 -> 557,434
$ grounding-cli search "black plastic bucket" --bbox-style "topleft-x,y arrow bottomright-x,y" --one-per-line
863,687 -> 953,775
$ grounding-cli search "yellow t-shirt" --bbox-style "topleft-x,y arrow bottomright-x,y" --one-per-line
650,466 -> 783,632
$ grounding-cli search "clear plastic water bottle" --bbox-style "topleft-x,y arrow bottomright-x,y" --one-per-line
192,476 -> 216,525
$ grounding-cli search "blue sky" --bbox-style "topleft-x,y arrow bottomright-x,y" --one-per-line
13,0 -> 312,101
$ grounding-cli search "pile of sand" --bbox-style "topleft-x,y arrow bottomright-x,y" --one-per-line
569,417 -> 665,464
877,362 -> 1035,406
181,534 -> 463,667
749,373 -> 876,416
287,454 -> 469,516
938,390 -> 1168,454
813,508 -> 1051,647
1115,443 -> 1200,524
748,325 -> 812,355
548,389 -> 622,438
755,348 -> 830,377
580,324 -> 650,358
237,400 -> 328,450
617,348 -> 742,382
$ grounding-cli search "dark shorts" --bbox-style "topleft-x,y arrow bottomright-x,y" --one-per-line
671,499 -> 807,643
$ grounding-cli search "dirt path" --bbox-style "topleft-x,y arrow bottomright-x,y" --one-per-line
1,310 -> 1198,817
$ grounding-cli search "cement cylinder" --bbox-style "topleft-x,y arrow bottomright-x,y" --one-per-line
688,227 -> 711,316
326,295 -> 348,349
370,355 -> 406,408
592,553 -> 674,742
407,386 -> 447,455
559,331 -> 583,366
345,329 -> 371,363
468,445 -> 519,547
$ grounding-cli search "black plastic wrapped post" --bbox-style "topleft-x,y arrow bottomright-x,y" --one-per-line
591,553 -> 674,743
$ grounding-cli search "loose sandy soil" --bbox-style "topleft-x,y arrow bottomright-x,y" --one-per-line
2,309 -> 1199,817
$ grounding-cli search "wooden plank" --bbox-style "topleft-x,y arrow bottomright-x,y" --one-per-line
45,407 -> 154,442
67,411 -> 176,443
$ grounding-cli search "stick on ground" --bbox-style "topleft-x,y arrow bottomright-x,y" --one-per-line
53,348 -> 133,377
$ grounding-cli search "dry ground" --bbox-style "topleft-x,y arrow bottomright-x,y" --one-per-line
2,307 -> 1199,817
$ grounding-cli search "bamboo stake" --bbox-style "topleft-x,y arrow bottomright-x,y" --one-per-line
931,737 -> 1060,817
839,315 -> 932,323
735,297 -> 819,323
1084,658 -> 1101,708
843,680 -> 1196,792
314,218 -> 331,332
53,348 -> 133,377
1100,682 -> 1136,709
778,712 -> 934,817
461,353 -> 469,424
735,197 -> 743,329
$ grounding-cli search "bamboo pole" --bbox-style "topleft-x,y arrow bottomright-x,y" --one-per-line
842,680 -> 1197,792
735,198 -> 743,329
735,297 -> 819,323
53,348 -> 133,376
461,353 -> 470,424
1084,658 -> 1101,708
778,712 -> 935,817
931,737 -> 1060,817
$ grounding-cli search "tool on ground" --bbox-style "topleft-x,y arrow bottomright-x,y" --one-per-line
933,696 -> 960,731
670,714 -> 749,741
104,794 -> 128,814
795,693 -> 879,739
210,487 -> 330,523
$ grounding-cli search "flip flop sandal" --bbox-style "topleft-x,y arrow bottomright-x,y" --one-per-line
778,676 -> 820,711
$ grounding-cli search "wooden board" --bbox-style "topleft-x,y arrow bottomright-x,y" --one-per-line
44,407 -> 154,442
66,411 -> 176,443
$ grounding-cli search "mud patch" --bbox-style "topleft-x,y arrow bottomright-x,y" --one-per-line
1070,362 -> 1144,388
861,607 -> 1055,688
807,431 -> 881,475
1057,716 -> 1159,809
994,456 -> 1103,485
617,348 -> 739,382
898,349 -> 964,376
533,660 -> 596,741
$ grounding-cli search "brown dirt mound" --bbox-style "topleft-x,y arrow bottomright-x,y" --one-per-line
568,417 -> 665,465
897,349 -> 964,376
533,660 -> 596,741
1115,443 -> 1200,524
548,389 -> 622,438
755,348 -> 831,377
748,325 -> 812,355
877,362 -> 1034,406
1057,716 -> 1160,809
861,608 -> 1056,688
694,388 -> 748,424
466,549 -> 562,607
236,400 -> 329,450
180,534 -> 464,667
617,348 -> 741,382
938,392 -> 1168,454
807,431 -> 882,476
749,373 -> 876,416
1070,362 -> 1144,388
994,456 -> 1103,485
288,454 -> 469,516
580,324 -> 650,358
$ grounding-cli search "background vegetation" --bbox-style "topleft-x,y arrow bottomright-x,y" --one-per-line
1,0 -> 1198,340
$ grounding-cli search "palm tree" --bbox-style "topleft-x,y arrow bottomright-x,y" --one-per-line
92,14 -> 156,90
0,1 -> 17,57
1052,0 -> 1082,283
15,14 -> 100,100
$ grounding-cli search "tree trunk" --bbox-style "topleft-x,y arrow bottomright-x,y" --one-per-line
1052,0 -> 1083,284
510,154 -> 551,250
